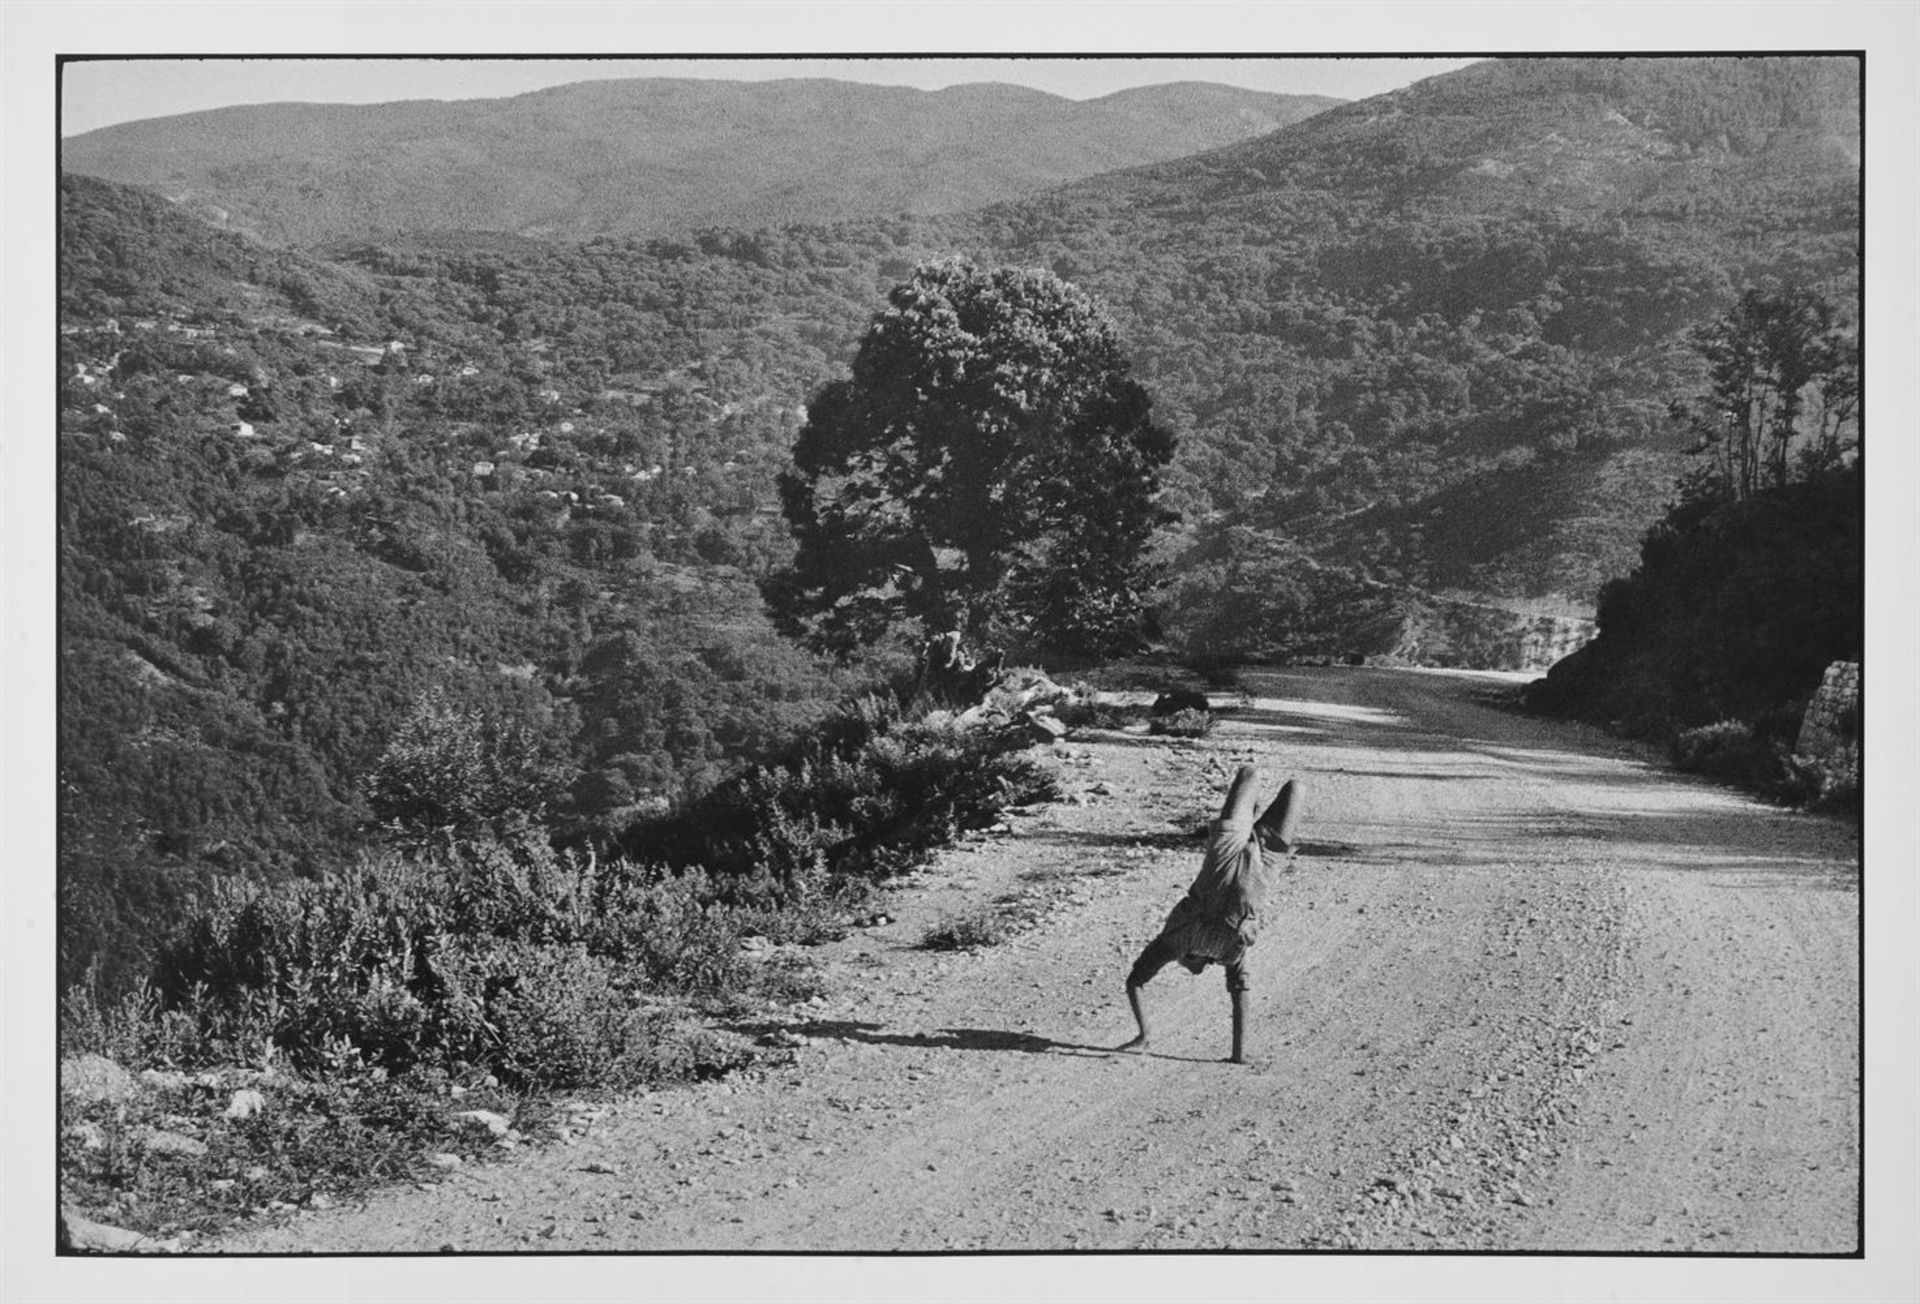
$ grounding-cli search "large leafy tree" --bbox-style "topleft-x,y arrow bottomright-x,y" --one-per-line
767,258 -> 1175,660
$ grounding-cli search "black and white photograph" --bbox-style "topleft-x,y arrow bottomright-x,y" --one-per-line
8,4 -> 1916,1302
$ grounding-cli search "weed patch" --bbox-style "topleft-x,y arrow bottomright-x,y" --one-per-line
921,907 -> 1011,952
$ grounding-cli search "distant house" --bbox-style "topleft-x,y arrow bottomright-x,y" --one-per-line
227,383 -> 249,398
471,461 -> 496,478
229,421 -> 256,438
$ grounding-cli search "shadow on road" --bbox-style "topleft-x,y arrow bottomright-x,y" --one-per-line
723,1018 -> 1118,1058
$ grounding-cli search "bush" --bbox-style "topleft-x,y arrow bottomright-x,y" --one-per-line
1670,717 -> 1858,811
627,692 -> 1060,899
452,940 -> 722,1090
1149,707 -> 1216,738
1054,696 -> 1147,731
921,907 -> 1009,952
1670,720 -> 1772,782
590,866 -> 751,998
365,688 -> 575,844
60,973 -> 201,1068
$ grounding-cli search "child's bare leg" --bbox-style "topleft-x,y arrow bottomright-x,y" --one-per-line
1119,937 -> 1179,1052
1227,961 -> 1251,1064
1255,778 -> 1302,850
1218,765 -> 1266,827
1117,983 -> 1151,1053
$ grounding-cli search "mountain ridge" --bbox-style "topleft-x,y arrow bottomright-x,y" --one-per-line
63,76 -> 1343,244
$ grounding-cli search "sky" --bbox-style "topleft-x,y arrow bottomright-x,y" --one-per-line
60,56 -> 1483,137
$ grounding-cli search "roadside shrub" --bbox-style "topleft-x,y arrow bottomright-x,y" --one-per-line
1054,696 -> 1147,730
453,940 -> 670,1090
1149,707 -> 1216,738
595,867 -> 750,997
921,906 -> 1009,952
1150,688 -> 1211,716
441,837 -> 604,944
60,972 -> 198,1067
1670,717 -> 1858,811
1670,720 -> 1773,783
150,861 -> 450,1073
629,693 -> 1060,898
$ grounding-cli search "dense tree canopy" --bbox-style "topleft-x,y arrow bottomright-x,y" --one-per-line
1527,286 -> 1861,739
767,259 -> 1175,661
1669,287 -> 1859,505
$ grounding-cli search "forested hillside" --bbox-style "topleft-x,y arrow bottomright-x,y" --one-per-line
58,176 -> 875,990
58,56 -> 1861,991
62,77 -> 1340,244
958,56 -> 1860,613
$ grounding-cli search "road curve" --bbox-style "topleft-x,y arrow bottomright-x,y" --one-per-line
215,666 -> 1860,1255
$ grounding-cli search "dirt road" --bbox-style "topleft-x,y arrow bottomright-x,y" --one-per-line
215,666 -> 1860,1254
